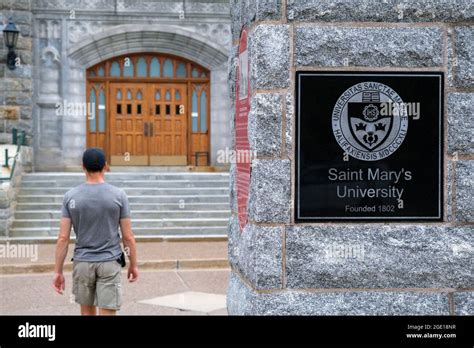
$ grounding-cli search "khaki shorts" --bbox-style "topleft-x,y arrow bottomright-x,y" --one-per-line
72,261 -> 122,310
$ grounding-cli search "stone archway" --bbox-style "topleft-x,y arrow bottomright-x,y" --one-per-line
61,24 -> 229,168
68,24 -> 228,69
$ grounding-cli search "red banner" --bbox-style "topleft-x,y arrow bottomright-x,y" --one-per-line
235,27 -> 251,232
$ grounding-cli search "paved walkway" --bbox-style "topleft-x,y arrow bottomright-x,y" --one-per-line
0,240 -> 230,315
0,269 -> 230,315
0,241 -> 227,268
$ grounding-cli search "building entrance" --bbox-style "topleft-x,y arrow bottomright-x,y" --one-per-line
86,53 -> 210,166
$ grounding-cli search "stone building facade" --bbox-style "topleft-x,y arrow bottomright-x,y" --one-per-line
227,0 -> 473,315
1,0 -> 232,170
0,0 -> 33,145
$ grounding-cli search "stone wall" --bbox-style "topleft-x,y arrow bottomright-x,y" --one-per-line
227,0 -> 473,315
0,0 -> 34,145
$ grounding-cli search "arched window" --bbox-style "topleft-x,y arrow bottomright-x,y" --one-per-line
116,89 -> 122,115
88,54 -> 206,80
163,59 -> 173,77
176,63 -> 186,77
150,57 -> 160,77
137,57 -> 147,77
123,58 -> 134,77
110,61 -> 120,76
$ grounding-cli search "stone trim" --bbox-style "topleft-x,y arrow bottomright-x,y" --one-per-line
227,272 -> 453,315
68,24 -> 228,70
286,0 -> 474,23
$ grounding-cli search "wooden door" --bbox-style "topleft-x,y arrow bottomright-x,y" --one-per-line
87,54 -> 211,167
148,84 -> 188,165
109,83 -> 149,165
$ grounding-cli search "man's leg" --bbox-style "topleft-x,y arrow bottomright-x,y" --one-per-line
98,308 -> 116,316
73,262 -> 97,316
80,305 -> 97,315
96,261 -> 122,315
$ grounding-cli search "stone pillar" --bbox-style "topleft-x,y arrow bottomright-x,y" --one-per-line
227,0 -> 473,315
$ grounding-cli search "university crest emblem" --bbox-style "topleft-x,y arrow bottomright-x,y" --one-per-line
332,82 -> 409,161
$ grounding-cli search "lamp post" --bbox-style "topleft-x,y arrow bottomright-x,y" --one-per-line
3,17 -> 20,70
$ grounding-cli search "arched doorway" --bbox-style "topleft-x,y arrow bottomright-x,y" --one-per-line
86,53 -> 210,166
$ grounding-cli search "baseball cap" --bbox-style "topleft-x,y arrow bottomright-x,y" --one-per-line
82,148 -> 106,172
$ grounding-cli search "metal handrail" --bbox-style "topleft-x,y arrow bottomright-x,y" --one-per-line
0,129 -> 26,182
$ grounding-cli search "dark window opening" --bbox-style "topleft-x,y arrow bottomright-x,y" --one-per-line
116,104 -> 122,114
127,104 -> 132,114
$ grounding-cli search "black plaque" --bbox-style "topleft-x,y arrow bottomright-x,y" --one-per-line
295,72 -> 443,221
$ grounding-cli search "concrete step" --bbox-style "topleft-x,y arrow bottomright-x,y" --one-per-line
15,202 -> 230,211
20,179 -> 229,188
12,218 -> 229,228
12,171 -> 230,240
17,195 -> 229,203
15,210 -> 231,220
19,187 -> 229,195
33,166 -> 229,173
21,173 -> 229,181
9,226 -> 228,238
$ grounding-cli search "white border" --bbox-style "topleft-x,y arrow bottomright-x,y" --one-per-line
296,73 -> 443,220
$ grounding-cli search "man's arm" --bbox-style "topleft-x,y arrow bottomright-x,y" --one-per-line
120,218 -> 138,282
53,217 -> 72,294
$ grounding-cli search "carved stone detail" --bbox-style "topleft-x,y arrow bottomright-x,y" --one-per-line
38,19 -> 61,39
67,21 -> 106,44
117,0 -> 182,13
196,23 -> 231,47
35,0 -> 111,10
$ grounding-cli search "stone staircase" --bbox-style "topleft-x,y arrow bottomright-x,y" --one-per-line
9,172 -> 230,240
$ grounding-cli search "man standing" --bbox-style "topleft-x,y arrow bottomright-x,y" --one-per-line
53,148 -> 138,315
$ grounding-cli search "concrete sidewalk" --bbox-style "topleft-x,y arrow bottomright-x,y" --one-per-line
0,240 -> 230,315
0,240 -> 229,274
0,269 -> 230,315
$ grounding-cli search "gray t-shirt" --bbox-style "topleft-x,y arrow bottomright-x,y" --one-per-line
61,182 -> 130,262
